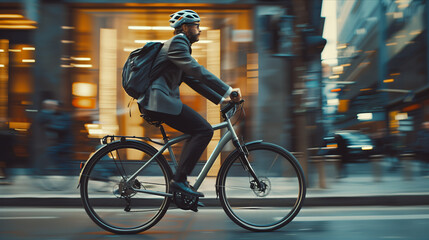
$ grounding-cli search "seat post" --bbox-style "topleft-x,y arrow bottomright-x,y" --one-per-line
159,124 -> 169,143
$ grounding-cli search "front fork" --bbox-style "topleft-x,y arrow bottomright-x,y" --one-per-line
226,116 -> 264,189
231,139 -> 264,189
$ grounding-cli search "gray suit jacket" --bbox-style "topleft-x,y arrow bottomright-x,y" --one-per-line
138,33 -> 231,115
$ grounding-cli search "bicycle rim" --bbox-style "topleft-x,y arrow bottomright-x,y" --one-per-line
219,142 -> 306,231
80,141 -> 172,234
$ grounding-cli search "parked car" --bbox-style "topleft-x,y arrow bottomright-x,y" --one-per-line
322,130 -> 375,162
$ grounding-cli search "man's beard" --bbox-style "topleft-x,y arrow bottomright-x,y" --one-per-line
186,32 -> 199,44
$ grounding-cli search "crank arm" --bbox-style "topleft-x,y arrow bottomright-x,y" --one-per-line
133,188 -> 173,198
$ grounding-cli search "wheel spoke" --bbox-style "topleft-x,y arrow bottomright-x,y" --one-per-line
219,185 -> 252,191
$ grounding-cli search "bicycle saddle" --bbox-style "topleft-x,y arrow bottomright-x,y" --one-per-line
141,114 -> 164,127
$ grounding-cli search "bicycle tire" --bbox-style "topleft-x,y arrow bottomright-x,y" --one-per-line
217,142 -> 306,232
80,140 -> 173,234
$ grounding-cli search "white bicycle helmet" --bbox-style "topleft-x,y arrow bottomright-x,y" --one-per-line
169,9 -> 200,28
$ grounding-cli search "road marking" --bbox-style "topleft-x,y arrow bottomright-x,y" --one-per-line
0,216 -> 58,220
301,206 -> 429,212
295,214 -> 429,222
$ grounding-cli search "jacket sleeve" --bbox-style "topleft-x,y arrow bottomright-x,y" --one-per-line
183,75 -> 232,104
167,34 -> 231,104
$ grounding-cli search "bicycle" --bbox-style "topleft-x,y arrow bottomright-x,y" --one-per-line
78,98 -> 306,234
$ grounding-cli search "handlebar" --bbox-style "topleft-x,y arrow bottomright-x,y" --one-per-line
220,99 -> 244,115
220,91 -> 244,117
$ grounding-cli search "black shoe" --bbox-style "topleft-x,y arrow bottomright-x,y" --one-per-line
182,183 -> 205,207
170,180 -> 204,197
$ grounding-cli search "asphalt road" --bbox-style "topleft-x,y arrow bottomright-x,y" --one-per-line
1,206 -> 428,240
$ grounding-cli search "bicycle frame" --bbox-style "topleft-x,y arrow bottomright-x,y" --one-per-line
79,101 -> 261,198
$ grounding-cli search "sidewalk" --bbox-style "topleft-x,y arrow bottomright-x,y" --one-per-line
1,162 -> 428,207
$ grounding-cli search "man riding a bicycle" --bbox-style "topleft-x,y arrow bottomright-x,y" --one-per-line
138,9 -> 241,197
79,10 -> 305,234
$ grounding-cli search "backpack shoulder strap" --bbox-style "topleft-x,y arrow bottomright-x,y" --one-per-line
127,97 -> 135,117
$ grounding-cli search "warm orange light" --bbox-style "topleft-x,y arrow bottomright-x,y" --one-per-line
0,14 -> 24,18
337,44 -> 347,49
9,122 -> 31,131
410,30 -> 422,35
402,104 -> 421,112
0,25 -> 37,29
71,57 -> 91,61
360,88 -> 372,91
72,82 -> 97,97
338,100 -> 349,113
331,88 -> 342,92
72,98 -> 96,108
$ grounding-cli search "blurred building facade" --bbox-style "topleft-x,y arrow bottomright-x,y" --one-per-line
330,0 -> 429,153
0,0 -> 325,172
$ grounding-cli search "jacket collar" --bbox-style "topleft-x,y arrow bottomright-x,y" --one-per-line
177,33 -> 191,45
175,33 -> 192,53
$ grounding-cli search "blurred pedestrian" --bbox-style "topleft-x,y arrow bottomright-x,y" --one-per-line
36,99 -> 73,175
415,121 -> 429,175
384,133 -> 399,171
335,134 -> 349,178
0,121 -> 16,184
372,129 -> 385,155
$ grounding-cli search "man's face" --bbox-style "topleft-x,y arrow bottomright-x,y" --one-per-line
183,22 -> 201,44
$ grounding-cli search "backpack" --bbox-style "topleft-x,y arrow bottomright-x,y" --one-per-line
122,42 -> 164,99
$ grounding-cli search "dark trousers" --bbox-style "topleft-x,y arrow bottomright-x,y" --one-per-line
143,105 -> 214,182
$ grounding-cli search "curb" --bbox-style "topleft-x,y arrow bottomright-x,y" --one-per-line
303,194 -> 429,206
1,194 -> 429,207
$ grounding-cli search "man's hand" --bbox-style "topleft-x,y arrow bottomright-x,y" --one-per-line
226,88 -> 241,103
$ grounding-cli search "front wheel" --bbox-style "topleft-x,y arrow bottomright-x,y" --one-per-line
217,142 -> 306,231
80,140 -> 173,234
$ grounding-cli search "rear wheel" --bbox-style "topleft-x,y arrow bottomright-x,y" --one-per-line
218,142 -> 306,231
80,140 -> 172,234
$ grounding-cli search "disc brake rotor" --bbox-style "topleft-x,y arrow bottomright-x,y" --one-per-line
251,177 -> 271,197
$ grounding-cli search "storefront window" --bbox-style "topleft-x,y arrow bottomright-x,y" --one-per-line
71,7 -> 254,163
0,11 -> 37,164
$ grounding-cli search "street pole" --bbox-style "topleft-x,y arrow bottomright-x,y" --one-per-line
426,2 -> 429,85
32,2 -> 67,170
378,1 -> 389,137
